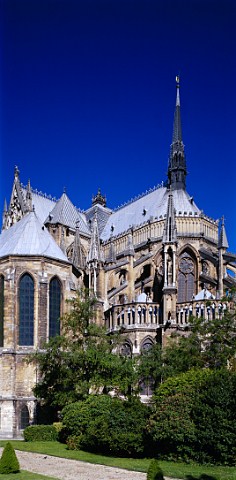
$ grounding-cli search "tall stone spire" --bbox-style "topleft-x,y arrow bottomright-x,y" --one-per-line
168,76 -> 187,190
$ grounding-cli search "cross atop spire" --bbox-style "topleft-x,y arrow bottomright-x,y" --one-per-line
168,76 -> 187,190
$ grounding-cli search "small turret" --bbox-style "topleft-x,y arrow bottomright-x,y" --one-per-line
92,188 -> 107,207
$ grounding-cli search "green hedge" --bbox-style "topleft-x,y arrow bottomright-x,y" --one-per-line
62,395 -> 149,457
24,424 -> 58,442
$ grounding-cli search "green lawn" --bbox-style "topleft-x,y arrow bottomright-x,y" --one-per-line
0,441 -> 235,480
0,471 -> 59,480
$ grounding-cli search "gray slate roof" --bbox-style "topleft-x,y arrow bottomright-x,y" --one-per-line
101,186 -> 201,241
0,211 -> 69,262
44,192 -> 90,236
85,204 -> 112,236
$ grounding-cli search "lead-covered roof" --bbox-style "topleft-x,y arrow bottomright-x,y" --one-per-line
0,211 -> 69,262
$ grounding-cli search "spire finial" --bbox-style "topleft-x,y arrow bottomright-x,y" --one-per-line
14,165 -> 20,178
176,74 -> 180,106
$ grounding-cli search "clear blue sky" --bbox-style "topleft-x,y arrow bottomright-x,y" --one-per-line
1,0 -> 236,252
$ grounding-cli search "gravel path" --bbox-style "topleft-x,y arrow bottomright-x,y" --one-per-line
0,448 -> 180,480
2,449 -> 147,480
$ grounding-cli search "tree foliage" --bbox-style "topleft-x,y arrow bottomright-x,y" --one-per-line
32,289 -> 136,412
62,394 -> 149,457
148,368 -> 236,464
138,299 -> 236,390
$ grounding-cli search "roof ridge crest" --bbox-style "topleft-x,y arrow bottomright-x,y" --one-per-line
113,181 -> 165,212
21,183 -> 58,202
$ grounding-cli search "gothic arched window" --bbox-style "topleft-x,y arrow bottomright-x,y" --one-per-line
19,273 -> 34,346
141,338 -> 154,352
178,252 -> 196,303
20,405 -> 29,430
139,377 -> 154,396
0,275 -> 4,347
120,341 -> 132,357
49,277 -> 61,338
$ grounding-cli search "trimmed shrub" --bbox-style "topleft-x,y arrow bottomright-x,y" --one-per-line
62,395 -> 149,457
147,459 -> 163,480
0,442 -> 20,474
24,424 -> 58,442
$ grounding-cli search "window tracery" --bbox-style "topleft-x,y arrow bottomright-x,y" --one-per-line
178,251 -> 196,303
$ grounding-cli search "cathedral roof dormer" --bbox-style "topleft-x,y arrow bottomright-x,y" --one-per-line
168,76 -> 187,190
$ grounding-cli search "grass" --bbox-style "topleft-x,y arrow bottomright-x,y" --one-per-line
0,472 -> 59,480
0,441 -> 235,480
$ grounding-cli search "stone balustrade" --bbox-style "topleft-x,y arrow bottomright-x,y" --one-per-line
176,300 -> 228,325
105,302 -> 160,331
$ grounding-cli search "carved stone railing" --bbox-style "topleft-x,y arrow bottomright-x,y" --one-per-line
105,302 -> 160,331
176,300 -> 228,326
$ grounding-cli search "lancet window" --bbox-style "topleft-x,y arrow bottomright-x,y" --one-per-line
19,273 -> 34,346
20,405 -> 29,430
177,251 -> 196,303
49,277 -> 61,338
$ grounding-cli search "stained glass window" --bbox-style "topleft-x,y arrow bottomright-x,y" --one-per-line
0,275 -> 4,347
19,274 -> 34,346
49,277 -> 61,338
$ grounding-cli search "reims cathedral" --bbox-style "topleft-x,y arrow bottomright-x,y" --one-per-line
0,79 -> 235,437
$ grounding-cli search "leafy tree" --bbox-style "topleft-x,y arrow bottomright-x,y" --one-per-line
0,442 -> 20,474
32,289 -> 136,412
148,368 -> 236,464
137,343 -> 163,393
139,296 -> 236,386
